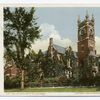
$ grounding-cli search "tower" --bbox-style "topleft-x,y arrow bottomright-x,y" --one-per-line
77,13 -> 96,67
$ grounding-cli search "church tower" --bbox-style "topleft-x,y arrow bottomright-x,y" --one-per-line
77,12 -> 96,67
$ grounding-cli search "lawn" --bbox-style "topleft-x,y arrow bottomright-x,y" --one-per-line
5,87 -> 100,92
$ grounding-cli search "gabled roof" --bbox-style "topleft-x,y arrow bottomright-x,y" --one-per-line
43,44 -> 78,58
53,44 -> 77,58
53,44 -> 66,54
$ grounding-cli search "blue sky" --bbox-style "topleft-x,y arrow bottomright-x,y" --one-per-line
8,7 -> 100,54
35,7 -> 100,40
32,7 -> 100,54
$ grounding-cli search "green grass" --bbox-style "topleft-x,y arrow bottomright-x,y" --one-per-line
5,87 -> 100,92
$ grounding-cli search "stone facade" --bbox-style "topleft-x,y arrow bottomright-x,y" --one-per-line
77,13 -> 96,67
47,38 -> 65,62
4,59 -> 21,78
77,13 -> 100,81
47,38 -> 77,78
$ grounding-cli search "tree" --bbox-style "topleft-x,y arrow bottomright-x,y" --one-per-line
24,50 -> 37,81
4,7 -> 40,89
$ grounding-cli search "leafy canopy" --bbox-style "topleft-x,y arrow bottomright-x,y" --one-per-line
4,7 -> 40,68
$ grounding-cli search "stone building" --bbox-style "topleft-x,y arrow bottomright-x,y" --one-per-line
47,38 -> 66,62
77,13 -> 100,79
46,38 -> 78,78
46,13 -> 100,80
4,59 -> 21,78
77,13 -> 96,67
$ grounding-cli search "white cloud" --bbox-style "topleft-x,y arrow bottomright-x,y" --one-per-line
31,23 -> 100,55
39,23 -> 60,39
31,23 -> 77,53
31,39 -> 49,53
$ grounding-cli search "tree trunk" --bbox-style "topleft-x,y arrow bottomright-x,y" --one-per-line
21,70 -> 25,89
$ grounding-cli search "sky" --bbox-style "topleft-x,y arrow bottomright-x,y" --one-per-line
31,7 -> 100,54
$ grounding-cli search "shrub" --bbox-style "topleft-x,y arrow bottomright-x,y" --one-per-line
4,76 -> 20,89
95,75 -> 100,86
58,76 -> 72,86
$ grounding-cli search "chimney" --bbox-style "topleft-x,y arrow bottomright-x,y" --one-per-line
49,38 -> 53,46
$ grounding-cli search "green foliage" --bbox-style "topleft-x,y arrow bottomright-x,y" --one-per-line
24,50 -> 39,82
4,7 -> 41,89
28,77 -> 60,87
95,75 -> 100,86
28,76 -> 74,87
78,56 -> 100,86
26,46 -> 77,87
4,7 -> 40,69
58,76 -> 71,86
4,76 -> 20,89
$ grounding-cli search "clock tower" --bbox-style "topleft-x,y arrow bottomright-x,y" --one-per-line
77,13 -> 96,67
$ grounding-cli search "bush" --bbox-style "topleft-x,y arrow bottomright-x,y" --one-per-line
71,78 -> 80,86
4,76 -> 20,89
95,75 -> 100,86
28,81 -> 40,87
28,77 -> 60,87
28,76 -> 75,87
58,76 -> 73,86
44,77 -> 59,87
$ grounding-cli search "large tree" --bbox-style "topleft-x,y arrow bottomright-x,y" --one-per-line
4,7 -> 40,89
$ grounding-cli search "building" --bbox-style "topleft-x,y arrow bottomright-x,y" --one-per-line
46,13 -> 100,79
47,38 -> 66,62
4,59 -> 21,78
45,38 -> 77,78
77,13 -> 100,80
77,13 -> 96,67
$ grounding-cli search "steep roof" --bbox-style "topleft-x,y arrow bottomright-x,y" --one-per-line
53,44 -> 66,54
53,44 -> 77,57
43,44 -> 78,58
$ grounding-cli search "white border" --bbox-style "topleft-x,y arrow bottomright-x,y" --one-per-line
1,0 -> 100,4
0,5 -> 4,95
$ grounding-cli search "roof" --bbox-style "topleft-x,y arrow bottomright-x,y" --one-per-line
53,44 -> 66,54
53,44 -> 77,58
43,44 -> 78,58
